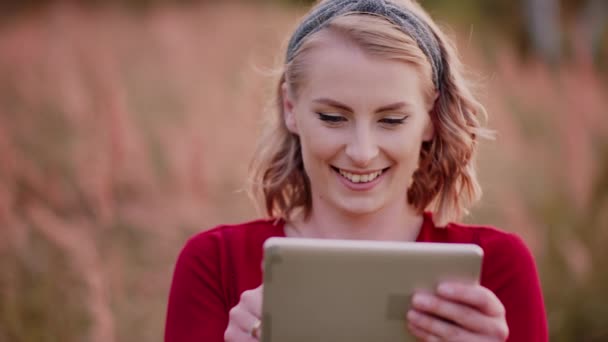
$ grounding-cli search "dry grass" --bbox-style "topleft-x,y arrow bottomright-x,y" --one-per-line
0,2 -> 606,341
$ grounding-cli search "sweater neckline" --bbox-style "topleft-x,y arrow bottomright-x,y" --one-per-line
274,212 -> 435,242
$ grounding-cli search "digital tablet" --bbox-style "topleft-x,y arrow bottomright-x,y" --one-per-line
261,237 -> 483,342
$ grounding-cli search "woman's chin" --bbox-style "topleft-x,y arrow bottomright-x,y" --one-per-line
334,198 -> 384,217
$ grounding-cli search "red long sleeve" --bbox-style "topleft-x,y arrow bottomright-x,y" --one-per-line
165,221 -> 284,342
479,232 -> 548,341
165,230 -> 229,341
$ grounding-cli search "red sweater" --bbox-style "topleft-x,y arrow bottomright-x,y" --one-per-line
165,213 -> 548,341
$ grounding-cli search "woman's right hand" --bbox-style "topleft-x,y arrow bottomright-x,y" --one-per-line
224,284 -> 264,341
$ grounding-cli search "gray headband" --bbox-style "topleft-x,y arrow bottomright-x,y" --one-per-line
286,0 -> 444,90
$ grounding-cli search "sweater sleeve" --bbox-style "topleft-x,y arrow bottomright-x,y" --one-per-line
165,231 -> 228,342
481,232 -> 548,342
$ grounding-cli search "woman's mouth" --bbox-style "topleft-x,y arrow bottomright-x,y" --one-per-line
330,166 -> 390,184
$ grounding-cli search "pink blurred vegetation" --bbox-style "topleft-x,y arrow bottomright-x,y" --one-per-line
0,2 -> 606,341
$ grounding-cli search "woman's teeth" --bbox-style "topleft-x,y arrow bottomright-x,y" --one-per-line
338,169 -> 383,183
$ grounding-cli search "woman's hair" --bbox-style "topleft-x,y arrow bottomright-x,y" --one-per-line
248,0 -> 492,226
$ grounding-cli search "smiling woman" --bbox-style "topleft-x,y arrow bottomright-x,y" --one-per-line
164,1 -> 548,341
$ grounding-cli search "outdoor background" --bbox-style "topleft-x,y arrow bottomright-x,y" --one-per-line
0,0 -> 606,341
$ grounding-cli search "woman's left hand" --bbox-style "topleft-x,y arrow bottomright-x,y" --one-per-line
406,282 -> 509,342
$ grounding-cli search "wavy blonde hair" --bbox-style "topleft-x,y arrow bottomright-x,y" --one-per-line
249,0 -> 492,226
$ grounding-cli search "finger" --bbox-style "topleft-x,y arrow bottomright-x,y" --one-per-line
251,285 -> 263,317
240,287 -> 263,318
437,283 -> 505,317
407,309 -> 477,341
229,304 -> 260,333
224,327 -> 260,342
407,322 -> 441,342
411,292 -> 499,335
225,311 -> 259,342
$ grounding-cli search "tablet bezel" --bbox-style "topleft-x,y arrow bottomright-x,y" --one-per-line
261,237 -> 483,342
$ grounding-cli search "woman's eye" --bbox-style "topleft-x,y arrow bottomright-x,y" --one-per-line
317,113 -> 346,123
380,117 -> 407,125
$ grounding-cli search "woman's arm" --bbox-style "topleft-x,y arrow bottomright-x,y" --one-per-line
165,234 -> 228,341
488,233 -> 548,341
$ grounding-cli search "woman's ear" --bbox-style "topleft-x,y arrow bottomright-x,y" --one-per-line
282,82 -> 298,134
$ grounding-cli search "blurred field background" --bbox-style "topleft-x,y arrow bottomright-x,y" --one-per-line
0,0 -> 606,341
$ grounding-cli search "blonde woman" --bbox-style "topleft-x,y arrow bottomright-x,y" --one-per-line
165,0 -> 548,341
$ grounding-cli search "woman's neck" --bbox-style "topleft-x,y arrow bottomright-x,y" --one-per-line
286,199 -> 424,242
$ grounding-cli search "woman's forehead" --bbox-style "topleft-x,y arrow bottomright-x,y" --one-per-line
297,37 -> 428,109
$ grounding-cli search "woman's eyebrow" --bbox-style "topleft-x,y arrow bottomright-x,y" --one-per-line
312,98 -> 412,113
376,101 -> 411,113
312,98 -> 353,112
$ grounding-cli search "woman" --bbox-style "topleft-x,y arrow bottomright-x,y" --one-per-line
165,0 -> 548,341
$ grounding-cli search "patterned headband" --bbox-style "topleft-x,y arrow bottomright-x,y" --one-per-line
286,0 -> 444,90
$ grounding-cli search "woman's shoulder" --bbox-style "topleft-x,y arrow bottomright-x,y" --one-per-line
192,218 -> 284,239
439,220 -> 538,278
180,218 -> 285,257
444,221 -> 529,252
422,213 -> 534,263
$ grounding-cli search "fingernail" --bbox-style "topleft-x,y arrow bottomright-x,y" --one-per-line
407,309 -> 420,322
412,293 -> 431,308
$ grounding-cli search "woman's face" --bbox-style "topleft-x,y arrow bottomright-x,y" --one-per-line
283,35 -> 434,217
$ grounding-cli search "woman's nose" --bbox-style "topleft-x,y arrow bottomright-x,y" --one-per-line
345,125 -> 379,168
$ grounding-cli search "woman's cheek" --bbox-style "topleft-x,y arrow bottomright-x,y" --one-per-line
304,127 -> 345,157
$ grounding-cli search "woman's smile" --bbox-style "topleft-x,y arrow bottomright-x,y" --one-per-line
331,165 -> 391,191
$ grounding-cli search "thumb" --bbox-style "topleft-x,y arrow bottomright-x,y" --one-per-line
251,284 -> 264,317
